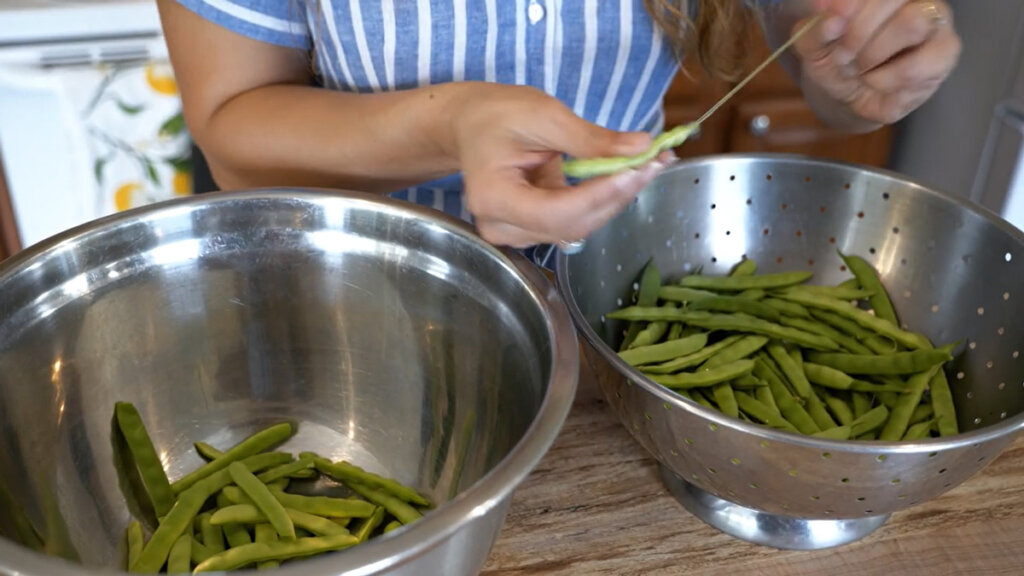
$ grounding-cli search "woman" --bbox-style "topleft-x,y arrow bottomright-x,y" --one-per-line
155,0 -> 960,251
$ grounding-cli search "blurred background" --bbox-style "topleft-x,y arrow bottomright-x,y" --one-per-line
1,0 -> 1022,260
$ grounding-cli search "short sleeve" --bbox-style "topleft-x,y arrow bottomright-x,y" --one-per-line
175,0 -> 311,49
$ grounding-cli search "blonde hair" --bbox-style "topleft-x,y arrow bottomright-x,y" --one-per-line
646,0 -> 755,82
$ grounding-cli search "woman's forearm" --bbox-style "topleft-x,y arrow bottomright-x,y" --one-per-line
198,82 -> 467,193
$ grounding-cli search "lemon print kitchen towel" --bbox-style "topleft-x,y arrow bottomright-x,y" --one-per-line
82,60 -> 193,213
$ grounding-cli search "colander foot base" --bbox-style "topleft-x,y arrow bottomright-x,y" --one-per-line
659,465 -> 890,550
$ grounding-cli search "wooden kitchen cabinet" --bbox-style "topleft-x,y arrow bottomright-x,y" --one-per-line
663,21 -> 893,166
0,158 -> 19,261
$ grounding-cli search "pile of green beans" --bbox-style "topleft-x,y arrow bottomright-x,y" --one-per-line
113,402 -> 432,574
607,253 -> 962,441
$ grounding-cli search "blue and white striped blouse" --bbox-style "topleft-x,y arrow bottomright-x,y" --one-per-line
175,0 -> 694,222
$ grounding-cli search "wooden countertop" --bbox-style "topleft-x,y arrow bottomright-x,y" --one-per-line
481,347 -> 1024,576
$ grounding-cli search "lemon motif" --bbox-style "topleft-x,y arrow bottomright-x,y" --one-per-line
172,171 -> 192,196
145,64 -> 178,96
114,182 -> 143,211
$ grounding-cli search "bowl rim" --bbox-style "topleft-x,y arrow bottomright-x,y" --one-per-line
555,152 -> 1024,454
0,187 -> 580,575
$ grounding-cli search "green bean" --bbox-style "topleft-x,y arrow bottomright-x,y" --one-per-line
857,431 -> 879,441
311,459 -> 430,507
702,335 -> 771,369
561,122 -> 697,179
228,461 -> 295,541
256,457 -> 315,484
621,259 -> 661,350
344,483 -> 423,525
812,426 -> 852,440
130,452 -> 288,573
331,517 -> 352,529
712,383 -> 740,418
686,296 -> 782,321
789,346 -> 804,372
804,348 -> 952,375
767,342 -> 836,430
666,322 -> 684,341
126,520 -> 144,570
776,288 -> 931,350
627,316 -> 671,349
910,403 -> 934,426
222,523 -> 252,548
194,442 -> 223,462
731,374 -> 768,390
928,368 -> 959,437
641,335 -> 744,374
802,362 -> 906,393
266,478 -> 290,492
193,533 -> 360,573
760,297 -> 812,319
782,284 -> 875,301
849,405 -> 890,437
730,258 -> 757,277
220,485 -> 377,518
197,513 -> 224,554
755,379 -> 778,413
770,342 -> 815,397
822,391 -> 854,426
837,278 -> 860,291
618,332 -> 709,366
171,423 -> 295,495
167,533 -> 191,574
606,308 -> 839,351
288,468 -> 319,479
737,288 -> 767,300
778,315 -> 872,354
903,419 -> 936,440
114,402 -> 175,518
645,359 -> 756,390
690,389 -> 717,410
838,251 -> 899,325
852,392 -> 873,419
354,506 -> 386,543
679,270 -> 814,291
879,363 -> 944,441
383,520 -> 402,534
270,489 -> 378,519
254,524 -> 279,570
657,285 -> 721,303
734,391 -> 798,432
753,358 -> 820,434
190,538 -> 214,565
281,510 -> 351,537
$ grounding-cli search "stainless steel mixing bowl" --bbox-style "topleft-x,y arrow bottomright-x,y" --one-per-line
0,189 -> 579,575
555,154 -> 1024,550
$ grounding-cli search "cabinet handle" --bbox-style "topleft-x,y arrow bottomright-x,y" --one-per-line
750,114 -> 771,136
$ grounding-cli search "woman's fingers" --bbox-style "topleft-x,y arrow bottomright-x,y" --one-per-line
467,159 -> 666,246
859,19 -> 961,96
853,1 -> 942,74
831,0 -> 908,66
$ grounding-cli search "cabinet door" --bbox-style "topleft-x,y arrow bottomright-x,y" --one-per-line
728,97 -> 893,167
0,157 -> 19,260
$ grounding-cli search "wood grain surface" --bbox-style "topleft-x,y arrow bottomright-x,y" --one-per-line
481,347 -> 1024,576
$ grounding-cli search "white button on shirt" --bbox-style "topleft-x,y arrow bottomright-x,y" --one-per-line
528,1 -> 545,24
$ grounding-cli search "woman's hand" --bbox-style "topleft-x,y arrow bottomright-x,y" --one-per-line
791,0 -> 962,130
448,83 -> 669,248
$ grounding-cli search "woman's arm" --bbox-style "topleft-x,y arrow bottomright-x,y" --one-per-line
757,0 -> 961,133
156,0 -> 666,247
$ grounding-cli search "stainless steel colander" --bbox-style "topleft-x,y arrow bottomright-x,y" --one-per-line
554,154 -> 1024,550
